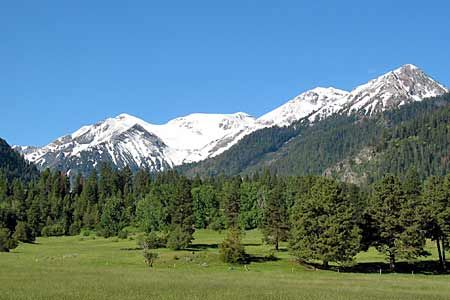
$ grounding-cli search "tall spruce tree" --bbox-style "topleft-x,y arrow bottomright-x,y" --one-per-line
422,176 -> 447,270
222,177 -> 241,228
289,177 -> 361,267
167,175 -> 195,249
261,181 -> 289,250
370,175 -> 426,271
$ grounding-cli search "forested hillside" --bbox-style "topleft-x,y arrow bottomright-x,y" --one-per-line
0,138 -> 39,182
181,93 -> 450,183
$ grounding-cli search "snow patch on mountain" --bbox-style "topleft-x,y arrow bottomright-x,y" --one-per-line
16,64 -> 449,174
257,87 -> 349,127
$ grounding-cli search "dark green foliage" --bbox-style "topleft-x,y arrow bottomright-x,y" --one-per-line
12,221 -> 35,243
98,196 -> 125,238
167,173 -> 195,249
0,227 -> 18,252
289,178 -> 361,267
208,213 -> 226,231
41,224 -> 65,237
370,175 -> 427,271
222,177 -> 241,228
219,228 -> 247,264
180,123 -> 303,177
167,225 -> 192,250
422,175 -> 450,270
238,179 -> 263,230
118,229 -> 128,239
192,184 -> 219,229
180,94 -> 450,183
0,138 -> 39,182
261,180 -> 289,250
2,127 -> 450,274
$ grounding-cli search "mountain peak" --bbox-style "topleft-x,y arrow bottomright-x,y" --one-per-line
395,63 -> 420,72
344,64 -> 448,114
116,113 -> 136,119
17,63 -> 449,176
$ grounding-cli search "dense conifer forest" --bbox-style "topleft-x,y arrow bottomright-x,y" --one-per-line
181,93 -> 450,184
1,163 -> 449,271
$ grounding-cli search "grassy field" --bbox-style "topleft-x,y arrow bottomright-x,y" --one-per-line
1,230 -> 449,300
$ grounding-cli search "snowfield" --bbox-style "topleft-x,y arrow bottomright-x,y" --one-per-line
15,64 -> 449,174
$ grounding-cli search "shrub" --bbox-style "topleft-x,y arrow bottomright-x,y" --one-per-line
41,224 -> 65,237
81,229 -> 91,236
167,226 -> 192,250
118,229 -> 128,239
137,232 -> 166,249
12,222 -> 35,243
219,228 -> 247,264
0,227 -> 18,252
143,250 -> 158,267
69,222 -> 81,236
208,215 -> 226,232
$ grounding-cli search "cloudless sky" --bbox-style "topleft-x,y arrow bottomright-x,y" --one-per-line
1,0 -> 449,146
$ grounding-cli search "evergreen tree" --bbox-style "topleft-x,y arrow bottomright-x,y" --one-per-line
98,196 -> 125,237
12,221 -> 35,243
289,177 -> 361,267
167,175 -> 195,249
219,227 -> 247,264
0,227 -> 18,252
222,177 -> 241,228
370,175 -> 426,271
261,181 -> 289,250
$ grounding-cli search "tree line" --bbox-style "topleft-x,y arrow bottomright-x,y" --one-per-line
0,165 -> 449,272
181,93 -> 450,184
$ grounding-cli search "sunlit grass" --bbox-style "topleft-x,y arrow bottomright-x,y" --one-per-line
0,230 -> 449,300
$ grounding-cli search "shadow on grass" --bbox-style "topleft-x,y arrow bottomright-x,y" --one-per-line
120,247 -> 142,251
242,243 -> 263,247
302,260 -> 449,275
188,243 -> 219,251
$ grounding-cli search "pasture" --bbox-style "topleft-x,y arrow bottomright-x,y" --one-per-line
0,230 -> 449,300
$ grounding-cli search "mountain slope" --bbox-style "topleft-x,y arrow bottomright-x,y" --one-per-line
181,92 -> 450,181
258,87 -> 349,126
0,138 -> 39,182
16,112 -> 261,175
17,64 -> 449,176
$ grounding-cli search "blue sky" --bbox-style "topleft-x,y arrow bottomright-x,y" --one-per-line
1,0 -> 449,146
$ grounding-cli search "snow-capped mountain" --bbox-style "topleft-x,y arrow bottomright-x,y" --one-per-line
343,64 -> 448,114
260,64 -> 449,126
258,87 -> 349,127
16,64 -> 448,175
308,64 -> 449,120
15,112 -> 261,174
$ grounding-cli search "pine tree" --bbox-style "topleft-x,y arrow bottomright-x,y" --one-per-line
370,175 -> 426,271
261,182 -> 289,250
222,177 -> 241,228
98,196 -> 125,237
289,177 -> 361,267
167,176 -> 195,249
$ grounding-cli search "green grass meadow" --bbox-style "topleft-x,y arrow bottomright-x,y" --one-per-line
1,230 -> 449,300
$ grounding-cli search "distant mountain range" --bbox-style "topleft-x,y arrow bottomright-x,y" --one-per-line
14,64 -> 449,176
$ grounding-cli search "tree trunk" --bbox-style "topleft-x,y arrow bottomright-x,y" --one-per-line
275,237 -> 279,251
442,239 -> 447,271
437,237 -> 444,270
389,254 -> 396,272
